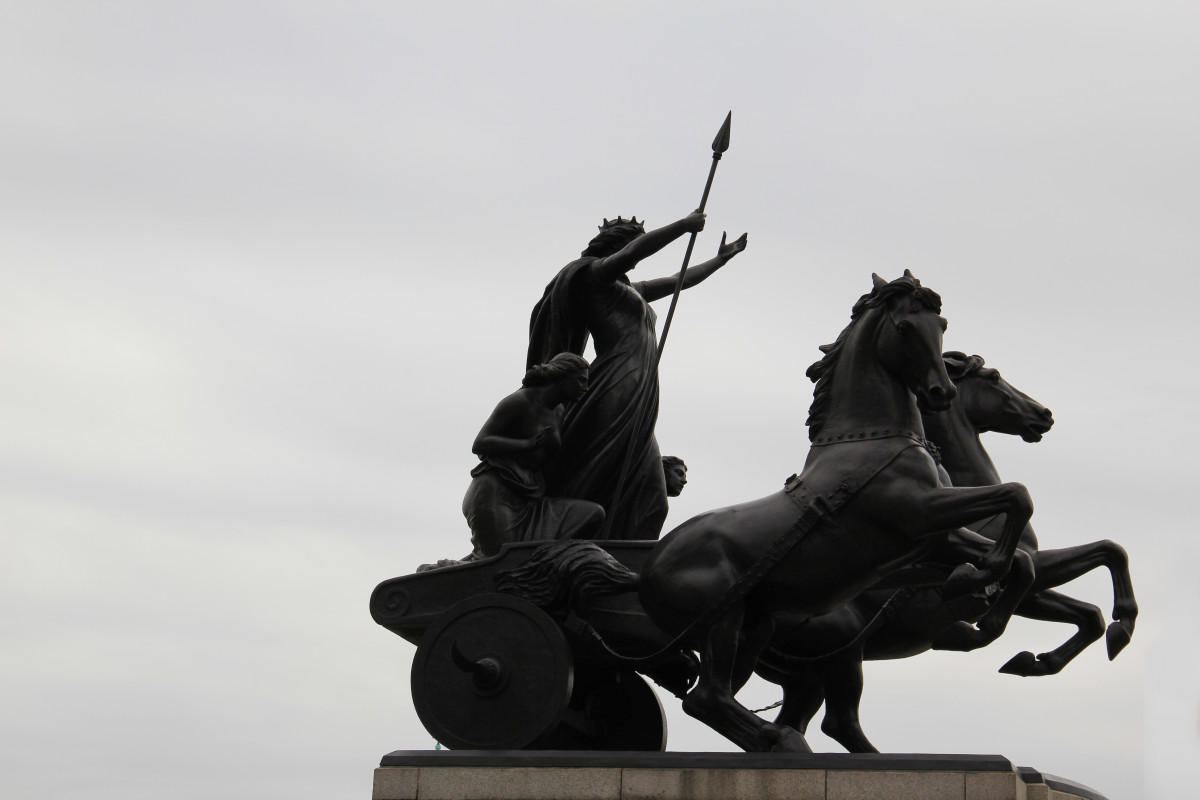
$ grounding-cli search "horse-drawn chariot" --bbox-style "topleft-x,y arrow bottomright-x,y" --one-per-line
370,541 -> 694,752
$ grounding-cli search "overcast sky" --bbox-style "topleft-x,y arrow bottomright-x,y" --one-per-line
3,3 -> 1197,799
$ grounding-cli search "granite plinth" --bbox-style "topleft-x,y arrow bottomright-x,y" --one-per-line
372,751 -> 1110,800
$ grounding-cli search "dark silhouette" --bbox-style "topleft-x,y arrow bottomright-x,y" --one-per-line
372,271 -> 1135,757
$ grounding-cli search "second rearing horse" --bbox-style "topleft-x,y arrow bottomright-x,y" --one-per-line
636,271 -> 1035,753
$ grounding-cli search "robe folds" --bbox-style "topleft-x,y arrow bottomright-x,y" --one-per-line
528,259 -> 668,540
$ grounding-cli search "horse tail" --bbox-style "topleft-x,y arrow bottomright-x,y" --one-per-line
495,541 -> 639,608
495,541 -> 697,689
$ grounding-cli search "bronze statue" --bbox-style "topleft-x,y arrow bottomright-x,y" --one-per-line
461,353 -> 606,558
371,117 -> 1134,765
527,214 -> 747,540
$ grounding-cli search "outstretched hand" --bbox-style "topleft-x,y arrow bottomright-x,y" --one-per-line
717,231 -> 748,262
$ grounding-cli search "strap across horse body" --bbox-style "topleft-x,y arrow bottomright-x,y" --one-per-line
561,431 -> 933,674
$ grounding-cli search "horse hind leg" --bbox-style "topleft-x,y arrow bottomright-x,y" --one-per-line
772,669 -> 825,735
999,589 -> 1106,677
682,604 -> 810,753
815,647 -> 879,754
732,611 -> 776,693
1029,539 -> 1138,659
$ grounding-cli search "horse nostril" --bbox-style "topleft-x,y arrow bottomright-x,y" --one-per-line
1042,408 -> 1054,420
928,384 -> 956,407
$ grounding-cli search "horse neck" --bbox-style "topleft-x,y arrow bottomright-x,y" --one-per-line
820,313 -> 924,437
922,403 -> 1003,486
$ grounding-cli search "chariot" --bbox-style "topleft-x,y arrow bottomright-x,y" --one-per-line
370,541 -> 691,751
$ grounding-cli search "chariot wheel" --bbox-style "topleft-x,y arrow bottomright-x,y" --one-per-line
574,668 -> 666,751
411,593 -> 573,750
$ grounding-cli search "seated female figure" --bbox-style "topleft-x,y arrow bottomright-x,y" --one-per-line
462,353 -> 606,557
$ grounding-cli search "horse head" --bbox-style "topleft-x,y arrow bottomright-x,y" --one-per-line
943,352 -> 1054,442
807,271 -> 956,440
869,270 -> 955,413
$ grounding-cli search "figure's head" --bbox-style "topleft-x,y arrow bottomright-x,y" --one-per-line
522,352 -> 590,402
582,216 -> 646,258
662,455 -> 688,497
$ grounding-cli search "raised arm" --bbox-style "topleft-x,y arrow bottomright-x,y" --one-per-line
637,231 -> 748,303
591,211 -> 707,283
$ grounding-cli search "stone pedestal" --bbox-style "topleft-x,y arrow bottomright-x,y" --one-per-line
372,751 -> 1109,800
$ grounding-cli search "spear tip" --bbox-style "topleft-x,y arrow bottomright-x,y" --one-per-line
711,111 -> 732,153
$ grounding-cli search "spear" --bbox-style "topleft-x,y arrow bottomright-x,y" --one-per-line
602,112 -> 732,538
656,110 -> 732,357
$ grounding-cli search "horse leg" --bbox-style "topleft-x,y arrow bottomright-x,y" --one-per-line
682,604 -> 809,753
930,530 -> 1036,651
815,647 -> 879,753
1028,540 -> 1138,659
732,612 -> 776,693
879,480 -> 1034,597
998,589 -> 1106,676
973,548 -> 1036,642
773,669 -> 826,735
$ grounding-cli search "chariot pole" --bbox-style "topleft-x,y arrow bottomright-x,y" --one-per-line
602,112 -> 732,539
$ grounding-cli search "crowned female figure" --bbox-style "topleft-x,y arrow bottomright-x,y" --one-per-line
527,213 -> 746,539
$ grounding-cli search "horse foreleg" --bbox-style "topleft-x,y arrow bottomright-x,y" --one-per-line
932,529 -> 1036,651
683,605 -> 809,753
909,483 -> 1034,598
974,548 -> 1036,642
1030,540 -> 1138,659
999,589 -> 1106,676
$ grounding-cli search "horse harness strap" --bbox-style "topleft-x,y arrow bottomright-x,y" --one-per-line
683,434 -> 930,641
561,433 -> 930,674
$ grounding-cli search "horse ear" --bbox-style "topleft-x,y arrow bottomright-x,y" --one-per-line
872,273 -> 888,290
903,268 -> 915,278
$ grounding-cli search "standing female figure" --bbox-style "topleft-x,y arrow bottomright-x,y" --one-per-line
528,213 -> 747,539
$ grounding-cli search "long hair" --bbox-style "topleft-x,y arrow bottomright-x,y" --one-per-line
522,352 -> 589,387
942,351 -> 995,382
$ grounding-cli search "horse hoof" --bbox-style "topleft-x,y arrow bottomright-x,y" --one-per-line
1106,620 -> 1133,660
999,651 -> 1038,676
770,728 -> 812,753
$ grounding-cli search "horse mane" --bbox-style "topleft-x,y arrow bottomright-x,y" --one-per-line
805,272 -> 943,441
943,351 -> 998,382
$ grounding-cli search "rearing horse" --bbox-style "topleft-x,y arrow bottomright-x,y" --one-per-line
754,352 -> 1137,753
637,271 -> 1035,752
926,352 -> 1137,671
